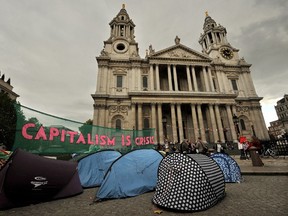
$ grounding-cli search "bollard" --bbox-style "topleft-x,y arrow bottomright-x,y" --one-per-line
249,146 -> 264,166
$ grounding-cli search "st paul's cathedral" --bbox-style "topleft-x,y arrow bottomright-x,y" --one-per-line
91,5 -> 269,144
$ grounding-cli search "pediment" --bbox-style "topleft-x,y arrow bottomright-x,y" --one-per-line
149,44 -> 211,61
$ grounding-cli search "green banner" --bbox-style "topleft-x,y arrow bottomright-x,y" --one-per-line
13,104 -> 155,155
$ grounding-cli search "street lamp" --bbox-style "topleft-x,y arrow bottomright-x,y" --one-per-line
233,114 -> 246,160
232,114 -> 240,136
162,117 -> 167,140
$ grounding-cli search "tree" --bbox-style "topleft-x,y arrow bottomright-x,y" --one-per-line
78,119 -> 93,134
0,92 -> 25,150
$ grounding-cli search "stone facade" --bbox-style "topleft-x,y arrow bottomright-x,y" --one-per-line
91,6 -> 270,144
0,71 -> 18,100
271,94 -> 288,137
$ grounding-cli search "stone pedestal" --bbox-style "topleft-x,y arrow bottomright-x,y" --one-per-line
249,146 -> 264,166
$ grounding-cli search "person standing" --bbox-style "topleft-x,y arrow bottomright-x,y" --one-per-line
181,140 -> 189,154
216,140 -> 222,153
195,137 -> 208,155
189,141 -> 197,154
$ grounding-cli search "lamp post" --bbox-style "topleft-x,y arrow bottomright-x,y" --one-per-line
162,117 -> 167,140
233,114 -> 246,160
233,114 -> 240,137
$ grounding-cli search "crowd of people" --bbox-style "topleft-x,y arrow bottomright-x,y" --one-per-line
156,137 -> 227,156
156,136 -> 266,158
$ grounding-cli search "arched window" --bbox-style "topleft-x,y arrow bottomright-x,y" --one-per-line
116,119 -> 122,130
142,76 -> 148,89
240,119 -> 246,130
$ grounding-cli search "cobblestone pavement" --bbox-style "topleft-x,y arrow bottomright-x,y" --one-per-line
2,175 -> 288,216
234,155 -> 288,175
1,156 -> 288,216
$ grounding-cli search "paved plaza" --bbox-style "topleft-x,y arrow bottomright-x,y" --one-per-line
1,157 -> 288,216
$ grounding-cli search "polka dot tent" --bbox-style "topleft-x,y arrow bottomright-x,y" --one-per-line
152,153 -> 225,212
210,153 -> 242,183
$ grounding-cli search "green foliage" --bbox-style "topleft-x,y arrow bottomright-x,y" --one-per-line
0,92 -> 24,150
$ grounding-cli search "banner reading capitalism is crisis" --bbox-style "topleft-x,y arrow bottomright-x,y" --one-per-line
13,104 -> 155,154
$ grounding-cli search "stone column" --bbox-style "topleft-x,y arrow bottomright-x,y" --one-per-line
96,67 -> 102,92
167,64 -> 173,91
93,105 -> 99,126
131,103 -> 136,129
215,104 -> 225,142
216,71 -> 224,92
186,65 -> 192,91
192,66 -> 198,91
151,103 -> 158,142
99,105 -> 106,127
157,103 -> 164,143
101,67 -> 108,92
243,72 -> 251,96
218,71 -> 226,93
92,106 -> 99,138
173,65 -> 178,91
137,103 -> 143,130
197,104 -> 206,142
223,73 -> 231,93
203,66 -> 210,92
156,64 -> 160,90
115,25 -> 118,36
149,64 -> 154,90
236,73 -> 244,97
254,106 -> 265,138
176,103 -> 184,142
246,72 -> 257,96
137,67 -> 142,91
105,107 -> 110,128
232,105 -> 237,115
191,104 -> 199,140
226,104 -> 238,142
170,103 -> 177,142
208,67 -> 215,92
209,104 -> 219,142
258,107 -> 270,139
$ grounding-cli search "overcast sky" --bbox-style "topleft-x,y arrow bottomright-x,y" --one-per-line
0,0 -> 287,127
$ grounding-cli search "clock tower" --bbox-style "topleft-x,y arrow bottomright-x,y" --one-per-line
99,4 -> 140,60
198,12 -> 240,62
92,6 -> 270,145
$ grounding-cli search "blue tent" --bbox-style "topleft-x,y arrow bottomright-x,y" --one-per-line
210,153 -> 242,183
95,149 -> 164,200
77,150 -> 121,188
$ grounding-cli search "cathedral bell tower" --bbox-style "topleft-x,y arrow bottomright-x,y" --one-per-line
198,12 -> 240,62
99,4 -> 140,59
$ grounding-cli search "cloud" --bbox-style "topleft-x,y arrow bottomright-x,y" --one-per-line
0,0 -> 287,128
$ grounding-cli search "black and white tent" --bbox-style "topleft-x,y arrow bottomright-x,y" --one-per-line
152,153 -> 225,212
